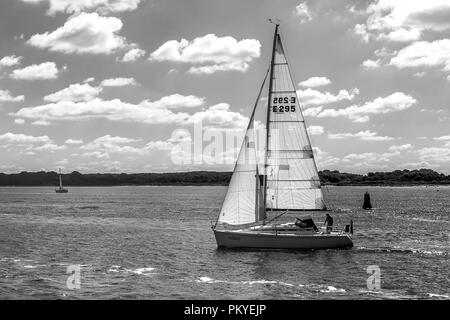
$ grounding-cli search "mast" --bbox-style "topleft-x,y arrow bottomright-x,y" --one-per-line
59,168 -> 62,188
263,22 -> 279,213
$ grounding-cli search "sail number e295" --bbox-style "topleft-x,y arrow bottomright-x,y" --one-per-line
272,96 -> 296,112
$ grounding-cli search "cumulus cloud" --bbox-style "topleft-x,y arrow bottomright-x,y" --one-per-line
140,94 -> 205,109
316,92 -> 416,123
150,34 -> 261,74
389,39 -> 450,72
0,132 -> 64,153
0,89 -> 25,102
20,0 -> 143,15
353,24 -> 369,42
144,140 -> 174,151
27,13 -> 127,55
10,62 -> 59,80
434,135 -> 450,141
399,161 -> 440,169
298,76 -> 331,88
80,135 -> 144,156
31,120 -> 51,126
307,125 -> 324,135
0,55 -> 23,67
65,138 -> 83,144
312,147 -> 340,169
81,151 -> 110,159
357,0 -> 450,43
328,130 -> 394,141
144,131 -> 193,153
100,77 -> 139,87
120,48 -> 146,62
374,47 -> 397,57
0,132 -> 51,144
294,2 -> 313,23
342,151 -> 400,163
10,94 -> 245,129
418,147 -> 450,163
434,135 -> 450,147
297,88 -> 359,106
303,106 -> 323,117
361,59 -> 381,69
376,28 -> 421,42
185,103 -> 249,129
12,98 -> 189,124
389,144 -> 413,151
44,83 -> 102,102
33,143 -> 67,152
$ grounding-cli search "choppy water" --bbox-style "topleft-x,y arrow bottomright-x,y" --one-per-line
0,185 -> 448,299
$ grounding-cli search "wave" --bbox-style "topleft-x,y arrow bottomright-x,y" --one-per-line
196,277 -> 293,287
428,293 -> 450,299
107,265 -> 156,276
357,289 -> 417,299
410,217 -> 450,224
358,289 -> 450,300
131,267 -> 156,275
355,246 -> 447,256
194,277 -> 347,293
22,264 -> 47,269
319,286 -> 346,293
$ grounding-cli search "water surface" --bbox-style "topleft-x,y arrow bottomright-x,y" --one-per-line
0,185 -> 448,299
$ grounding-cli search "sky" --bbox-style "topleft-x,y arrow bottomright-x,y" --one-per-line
0,0 -> 449,174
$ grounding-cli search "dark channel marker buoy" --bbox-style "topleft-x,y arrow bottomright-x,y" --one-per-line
363,191 -> 372,210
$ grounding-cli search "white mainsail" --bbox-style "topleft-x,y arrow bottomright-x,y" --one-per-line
265,31 -> 325,211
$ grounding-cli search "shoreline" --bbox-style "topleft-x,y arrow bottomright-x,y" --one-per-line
1,183 -> 449,188
1,169 -> 449,187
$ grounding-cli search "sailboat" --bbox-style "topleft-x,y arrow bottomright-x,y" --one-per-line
212,23 -> 353,249
55,168 -> 68,193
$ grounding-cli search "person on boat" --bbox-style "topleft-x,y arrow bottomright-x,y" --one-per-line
324,213 -> 333,233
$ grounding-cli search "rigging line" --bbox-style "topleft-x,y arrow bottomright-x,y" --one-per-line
213,66 -> 270,228
265,209 -> 289,225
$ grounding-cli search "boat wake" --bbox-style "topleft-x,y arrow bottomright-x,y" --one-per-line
355,246 -> 447,256
194,276 -> 347,294
107,265 -> 157,276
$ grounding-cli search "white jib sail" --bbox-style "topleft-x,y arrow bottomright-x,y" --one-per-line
265,32 -> 326,210
218,114 -> 260,225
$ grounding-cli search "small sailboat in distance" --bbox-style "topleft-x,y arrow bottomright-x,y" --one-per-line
212,22 -> 353,249
55,168 -> 68,193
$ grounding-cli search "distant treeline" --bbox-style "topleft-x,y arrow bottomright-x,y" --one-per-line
319,169 -> 450,186
0,171 -> 232,186
0,169 -> 449,186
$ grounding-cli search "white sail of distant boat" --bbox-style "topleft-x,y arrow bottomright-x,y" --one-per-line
212,22 -> 353,249
55,168 -> 68,193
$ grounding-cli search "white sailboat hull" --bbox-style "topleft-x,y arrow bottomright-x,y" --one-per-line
214,229 -> 353,250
